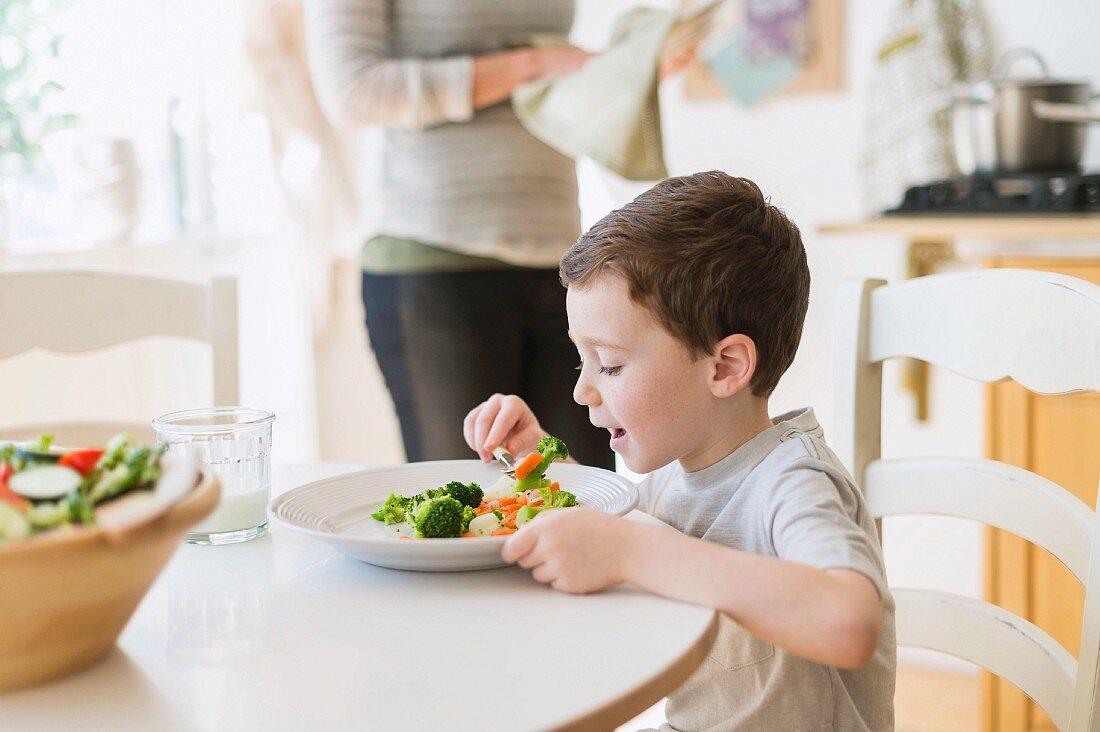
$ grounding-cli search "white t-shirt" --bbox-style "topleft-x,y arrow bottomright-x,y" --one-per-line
639,407 -> 896,732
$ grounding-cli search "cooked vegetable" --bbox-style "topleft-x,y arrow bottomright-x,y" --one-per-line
371,492 -> 411,524
513,436 -> 569,492
468,512 -> 501,536
371,434 -> 578,540
461,505 -> 477,533
512,452 -> 544,480
515,505 -> 543,527
408,495 -> 464,538
442,480 -> 483,508
542,488 -> 578,509
483,474 -> 517,500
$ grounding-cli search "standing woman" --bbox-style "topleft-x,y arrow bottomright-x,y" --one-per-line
303,0 -> 615,468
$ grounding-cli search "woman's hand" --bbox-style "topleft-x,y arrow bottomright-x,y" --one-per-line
472,46 -> 595,110
531,45 -> 596,79
501,509 -> 637,594
659,40 -> 700,80
463,393 -> 547,462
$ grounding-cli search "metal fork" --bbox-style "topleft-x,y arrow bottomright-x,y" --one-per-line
491,445 -> 517,477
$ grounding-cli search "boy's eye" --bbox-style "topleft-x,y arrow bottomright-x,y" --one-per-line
598,365 -> 623,376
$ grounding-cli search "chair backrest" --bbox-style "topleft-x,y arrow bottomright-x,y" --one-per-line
0,268 -> 239,418
833,269 -> 1100,732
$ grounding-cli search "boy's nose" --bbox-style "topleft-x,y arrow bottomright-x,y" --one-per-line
573,372 -> 601,408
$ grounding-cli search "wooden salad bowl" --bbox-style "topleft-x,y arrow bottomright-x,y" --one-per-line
0,467 -> 220,693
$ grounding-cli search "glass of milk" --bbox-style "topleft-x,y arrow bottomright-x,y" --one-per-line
153,407 -> 275,545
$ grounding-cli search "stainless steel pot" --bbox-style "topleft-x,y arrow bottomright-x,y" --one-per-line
952,49 -> 1100,175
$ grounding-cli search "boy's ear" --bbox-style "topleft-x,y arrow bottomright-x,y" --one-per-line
710,334 -> 757,398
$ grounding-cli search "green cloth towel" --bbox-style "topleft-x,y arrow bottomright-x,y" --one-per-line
511,7 -> 676,182
360,235 -> 520,274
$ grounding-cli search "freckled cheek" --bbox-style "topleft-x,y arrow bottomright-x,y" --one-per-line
614,374 -> 672,427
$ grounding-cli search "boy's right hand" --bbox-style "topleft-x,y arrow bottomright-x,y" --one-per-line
463,394 -> 547,463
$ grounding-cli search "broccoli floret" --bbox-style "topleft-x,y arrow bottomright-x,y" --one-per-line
515,436 -> 570,491
535,436 -> 569,465
401,487 -> 443,524
461,505 -> 477,533
547,490 -> 577,508
409,486 -> 446,510
443,480 -> 483,508
408,495 -> 464,538
371,492 -> 412,524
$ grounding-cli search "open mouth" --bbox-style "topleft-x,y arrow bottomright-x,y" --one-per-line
610,428 -> 626,440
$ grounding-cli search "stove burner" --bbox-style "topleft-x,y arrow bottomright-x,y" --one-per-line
886,171 -> 1100,214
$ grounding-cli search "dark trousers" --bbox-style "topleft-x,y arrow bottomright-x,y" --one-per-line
361,269 -> 615,469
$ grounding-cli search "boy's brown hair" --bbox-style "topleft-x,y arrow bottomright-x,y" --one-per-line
560,170 -> 809,398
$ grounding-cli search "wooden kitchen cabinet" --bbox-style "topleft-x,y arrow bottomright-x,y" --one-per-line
819,217 -> 1100,732
986,259 -> 1100,732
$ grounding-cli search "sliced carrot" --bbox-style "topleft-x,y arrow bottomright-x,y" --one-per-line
491,527 -> 517,536
549,481 -> 560,492
460,532 -> 478,538
515,494 -> 527,506
499,496 -> 518,507
513,452 -> 543,480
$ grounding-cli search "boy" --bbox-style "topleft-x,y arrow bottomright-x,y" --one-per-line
463,171 -> 896,731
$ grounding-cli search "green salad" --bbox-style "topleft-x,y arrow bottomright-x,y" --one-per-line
370,436 -> 578,539
0,434 -> 165,542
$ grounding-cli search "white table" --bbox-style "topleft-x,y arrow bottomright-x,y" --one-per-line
0,463 -> 717,732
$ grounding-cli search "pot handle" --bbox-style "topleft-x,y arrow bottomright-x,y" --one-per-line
1033,99 -> 1100,124
993,47 -> 1050,81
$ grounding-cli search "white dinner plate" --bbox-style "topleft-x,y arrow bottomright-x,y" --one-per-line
269,460 -> 639,571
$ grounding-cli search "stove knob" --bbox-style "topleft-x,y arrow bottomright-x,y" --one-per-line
1084,181 -> 1100,206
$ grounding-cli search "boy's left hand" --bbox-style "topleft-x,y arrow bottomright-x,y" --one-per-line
501,509 -> 635,594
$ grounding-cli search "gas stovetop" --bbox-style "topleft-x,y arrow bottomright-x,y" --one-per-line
886,171 -> 1100,215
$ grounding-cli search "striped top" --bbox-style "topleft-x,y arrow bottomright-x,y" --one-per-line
304,0 -> 581,268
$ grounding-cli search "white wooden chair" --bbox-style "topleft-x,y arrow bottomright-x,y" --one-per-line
0,268 -> 239,445
834,269 -> 1100,731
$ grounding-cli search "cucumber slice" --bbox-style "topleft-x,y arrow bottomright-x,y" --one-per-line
0,502 -> 31,541
26,500 -> 71,529
9,465 -> 83,501
13,447 -> 61,465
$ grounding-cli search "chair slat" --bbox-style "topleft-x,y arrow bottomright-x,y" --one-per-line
835,270 -> 1100,730
896,588 -> 1076,731
0,269 -> 239,406
866,457 -> 1093,582
0,270 -> 207,359
868,269 -> 1100,394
